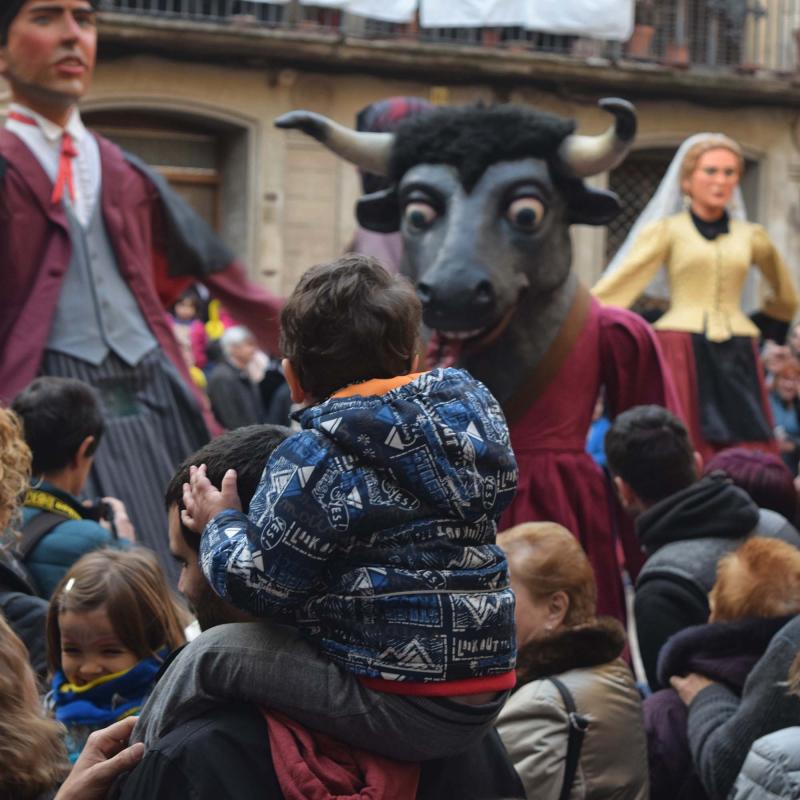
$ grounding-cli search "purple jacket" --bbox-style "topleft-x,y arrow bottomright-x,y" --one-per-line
0,129 -> 282,415
644,615 -> 792,800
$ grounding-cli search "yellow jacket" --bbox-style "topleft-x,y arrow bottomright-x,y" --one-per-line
592,211 -> 798,342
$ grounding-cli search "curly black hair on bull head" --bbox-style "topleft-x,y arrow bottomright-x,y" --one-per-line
389,104 -> 577,193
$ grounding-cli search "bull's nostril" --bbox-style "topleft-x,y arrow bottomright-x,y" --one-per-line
417,283 -> 433,305
474,280 -> 494,307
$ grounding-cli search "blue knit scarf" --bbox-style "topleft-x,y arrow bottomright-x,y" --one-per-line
51,649 -> 167,728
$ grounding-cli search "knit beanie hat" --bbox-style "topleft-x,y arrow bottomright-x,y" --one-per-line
705,447 -> 798,522
1,1 -> 100,43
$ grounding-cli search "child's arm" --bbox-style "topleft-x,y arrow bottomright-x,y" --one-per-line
191,433 -> 342,618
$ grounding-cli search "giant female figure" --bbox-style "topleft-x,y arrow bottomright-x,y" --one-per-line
593,134 -> 798,460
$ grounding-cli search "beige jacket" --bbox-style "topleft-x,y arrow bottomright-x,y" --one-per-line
592,212 -> 797,342
496,620 -> 649,800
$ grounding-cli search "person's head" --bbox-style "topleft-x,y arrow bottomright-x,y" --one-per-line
679,134 -> 743,220
164,424 -> 290,630
605,405 -> 700,513
12,377 -> 103,493
763,341 -> 792,377
0,407 -> 31,531
788,323 -> 800,359
704,448 -> 798,522
708,537 -> 800,622
0,0 -> 99,125
46,548 -> 186,684
772,359 -> 800,404
280,254 -> 421,402
172,289 -> 200,322
0,614 -> 67,799
220,326 -> 257,371
498,522 -> 596,648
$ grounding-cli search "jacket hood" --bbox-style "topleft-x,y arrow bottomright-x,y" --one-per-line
299,368 -> 518,522
515,617 -> 626,686
656,614 -> 793,689
637,472 -> 759,554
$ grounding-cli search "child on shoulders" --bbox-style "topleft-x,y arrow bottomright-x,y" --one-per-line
141,255 -> 518,759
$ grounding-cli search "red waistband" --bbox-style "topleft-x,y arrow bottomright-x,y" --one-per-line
358,670 -> 516,696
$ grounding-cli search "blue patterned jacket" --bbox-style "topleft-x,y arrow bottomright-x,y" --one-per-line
200,368 -> 518,683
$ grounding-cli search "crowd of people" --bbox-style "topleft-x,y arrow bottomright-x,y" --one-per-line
3,254 -> 800,799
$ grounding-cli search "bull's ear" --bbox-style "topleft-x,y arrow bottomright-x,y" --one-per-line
567,187 -> 622,226
356,187 -> 401,233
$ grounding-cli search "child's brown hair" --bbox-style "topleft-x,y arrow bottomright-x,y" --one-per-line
280,254 -> 421,400
46,548 -> 186,675
709,537 -> 800,623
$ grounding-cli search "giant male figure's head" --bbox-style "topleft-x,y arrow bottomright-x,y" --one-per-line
0,0 -> 99,124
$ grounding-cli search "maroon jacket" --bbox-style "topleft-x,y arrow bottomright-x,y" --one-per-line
0,129 -> 282,423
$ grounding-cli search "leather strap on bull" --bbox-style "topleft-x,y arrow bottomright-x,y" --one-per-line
503,283 -> 591,425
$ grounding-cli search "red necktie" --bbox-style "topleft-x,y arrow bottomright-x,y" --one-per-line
8,110 -> 77,205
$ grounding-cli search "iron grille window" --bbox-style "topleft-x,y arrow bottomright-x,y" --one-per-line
606,148 -> 674,262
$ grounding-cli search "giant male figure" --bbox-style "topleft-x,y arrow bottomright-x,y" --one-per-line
277,101 -> 681,620
0,0 -> 281,574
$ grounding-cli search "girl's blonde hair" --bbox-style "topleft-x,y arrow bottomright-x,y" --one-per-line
0,614 -> 67,799
680,134 -> 744,185
710,537 -> 800,623
46,548 -> 187,676
0,407 -> 31,532
498,522 -> 597,627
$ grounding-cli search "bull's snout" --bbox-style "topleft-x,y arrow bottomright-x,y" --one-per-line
417,273 -> 497,332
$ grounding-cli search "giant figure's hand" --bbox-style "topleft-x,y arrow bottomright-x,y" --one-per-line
54,717 -> 144,800
181,464 -> 242,534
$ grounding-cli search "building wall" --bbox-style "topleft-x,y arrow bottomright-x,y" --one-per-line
4,55 -> 800,299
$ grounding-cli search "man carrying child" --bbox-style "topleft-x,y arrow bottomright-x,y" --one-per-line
135,254 -> 518,760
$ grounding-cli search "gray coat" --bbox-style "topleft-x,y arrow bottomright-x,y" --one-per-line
497,619 -> 649,800
731,727 -> 800,800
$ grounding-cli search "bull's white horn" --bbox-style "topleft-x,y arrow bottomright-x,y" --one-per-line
275,110 -> 394,176
558,98 -> 637,178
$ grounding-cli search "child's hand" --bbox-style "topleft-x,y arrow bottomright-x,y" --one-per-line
181,464 -> 242,534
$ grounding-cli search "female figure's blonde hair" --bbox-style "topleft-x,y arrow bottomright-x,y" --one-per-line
47,548 -> 187,676
709,537 -> 800,623
680,134 -> 744,186
498,522 -> 597,627
0,614 -> 67,800
0,407 -> 31,531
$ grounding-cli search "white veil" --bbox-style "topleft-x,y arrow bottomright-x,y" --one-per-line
603,132 -> 758,311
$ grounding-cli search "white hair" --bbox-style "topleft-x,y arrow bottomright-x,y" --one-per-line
220,326 -> 254,357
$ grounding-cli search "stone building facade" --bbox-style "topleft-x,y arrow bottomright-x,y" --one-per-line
3,1 -> 800,300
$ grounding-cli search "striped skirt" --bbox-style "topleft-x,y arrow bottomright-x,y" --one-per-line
41,348 -> 209,584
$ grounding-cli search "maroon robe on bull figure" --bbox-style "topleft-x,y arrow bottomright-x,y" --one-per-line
277,101 -> 681,621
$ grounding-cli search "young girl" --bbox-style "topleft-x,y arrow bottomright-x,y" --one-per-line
46,548 -> 186,762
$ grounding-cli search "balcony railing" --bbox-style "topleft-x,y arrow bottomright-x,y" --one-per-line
100,0 -> 800,78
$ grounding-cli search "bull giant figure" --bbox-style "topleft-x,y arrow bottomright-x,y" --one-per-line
276,100 -> 680,621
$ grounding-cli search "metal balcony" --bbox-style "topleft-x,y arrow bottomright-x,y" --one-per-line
99,0 -> 800,79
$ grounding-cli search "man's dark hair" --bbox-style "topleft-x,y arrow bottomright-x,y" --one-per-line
165,424 -> 290,551
605,405 -> 696,505
280,254 -> 421,400
12,377 -> 104,475
0,0 -> 100,44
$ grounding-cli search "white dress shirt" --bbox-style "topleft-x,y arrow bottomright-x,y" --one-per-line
5,102 -> 101,227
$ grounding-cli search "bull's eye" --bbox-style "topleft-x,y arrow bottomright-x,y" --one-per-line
404,202 -> 438,231
507,197 -> 546,232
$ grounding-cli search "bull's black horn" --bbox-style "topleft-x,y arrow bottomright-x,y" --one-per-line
275,110 -> 393,176
558,98 -> 637,178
